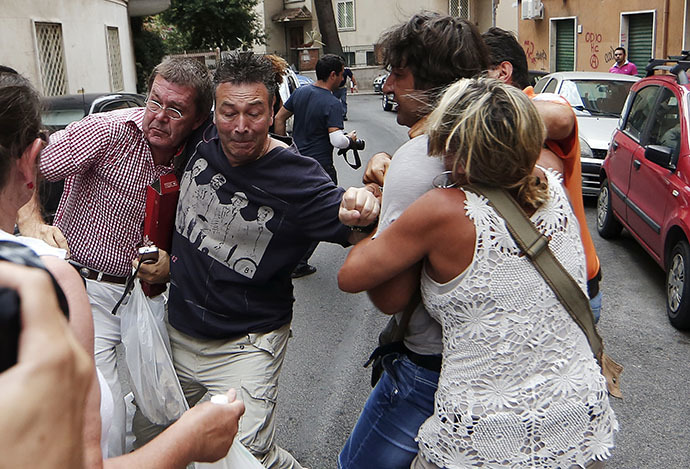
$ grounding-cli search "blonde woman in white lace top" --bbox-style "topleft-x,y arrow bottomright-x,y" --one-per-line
338,77 -> 617,469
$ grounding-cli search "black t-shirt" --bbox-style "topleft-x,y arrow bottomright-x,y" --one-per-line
339,68 -> 353,88
168,127 -> 350,339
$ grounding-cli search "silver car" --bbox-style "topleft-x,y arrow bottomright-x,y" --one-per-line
534,71 -> 639,196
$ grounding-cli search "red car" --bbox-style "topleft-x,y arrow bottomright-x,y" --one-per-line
597,56 -> 690,329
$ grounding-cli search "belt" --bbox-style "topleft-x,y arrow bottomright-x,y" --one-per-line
403,346 -> 442,373
70,262 -> 128,285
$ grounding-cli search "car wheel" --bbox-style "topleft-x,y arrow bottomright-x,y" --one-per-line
596,179 -> 622,238
382,94 -> 393,112
667,240 -> 690,330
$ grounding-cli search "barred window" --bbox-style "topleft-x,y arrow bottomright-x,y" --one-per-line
336,0 -> 355,31
449,0 -> 470,19
35,22 -> 67,96
107,27 -> 124,91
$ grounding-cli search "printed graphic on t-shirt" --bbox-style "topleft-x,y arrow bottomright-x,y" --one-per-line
176,161 -> 275,279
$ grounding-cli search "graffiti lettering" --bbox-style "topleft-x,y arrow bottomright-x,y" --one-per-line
523,40 -> 546,65
604,45 -> 616,64
585,32 -> 603,44
523,40 -> 536,64
590,54 -> 600,69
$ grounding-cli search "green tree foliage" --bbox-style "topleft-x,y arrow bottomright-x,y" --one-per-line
131,17 -> 166,93
160,0 -> 265,51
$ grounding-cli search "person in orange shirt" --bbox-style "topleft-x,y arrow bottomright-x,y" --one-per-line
482,27 -> 603,321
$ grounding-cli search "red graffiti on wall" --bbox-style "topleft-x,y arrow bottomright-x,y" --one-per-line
585,31 -> 603,69
523,40 -> 547,65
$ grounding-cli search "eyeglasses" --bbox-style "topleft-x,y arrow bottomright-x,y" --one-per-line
145,98 -> 183,120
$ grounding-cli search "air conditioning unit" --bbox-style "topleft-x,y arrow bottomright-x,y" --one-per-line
521,0 -> 544,20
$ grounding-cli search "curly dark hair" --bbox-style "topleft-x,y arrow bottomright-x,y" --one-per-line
0,69 -> 42,189
214,52 -> 278,104
379,12 -> 488,99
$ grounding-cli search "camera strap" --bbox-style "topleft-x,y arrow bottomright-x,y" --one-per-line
337,147 -> 362,169
110,262 -> 142,315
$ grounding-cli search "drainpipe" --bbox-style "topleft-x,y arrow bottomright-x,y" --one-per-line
492,0 -> 497,27
662,0 -> 670,59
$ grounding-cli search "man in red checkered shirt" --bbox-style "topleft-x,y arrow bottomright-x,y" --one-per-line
17,57 -> 213,457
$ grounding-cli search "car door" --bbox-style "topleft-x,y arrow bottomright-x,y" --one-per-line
626,86 -> 681,258
607,84 -> 660,221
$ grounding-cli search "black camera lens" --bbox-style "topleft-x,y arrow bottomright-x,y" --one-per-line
354,139 -> 365,151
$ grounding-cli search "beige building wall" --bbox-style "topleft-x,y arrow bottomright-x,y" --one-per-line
496,0 -> 519,33
0,0 -> 137,94
258,0 -> 513,69
519,0 -> 686,73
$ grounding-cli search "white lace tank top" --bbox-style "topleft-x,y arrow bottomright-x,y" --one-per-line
418,169 -> 618,468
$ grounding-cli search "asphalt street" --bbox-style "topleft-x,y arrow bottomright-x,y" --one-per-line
274,94 -> 690,468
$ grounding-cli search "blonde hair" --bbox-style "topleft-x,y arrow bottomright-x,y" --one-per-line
427,77 -> 548,208
265,54 -> 289,81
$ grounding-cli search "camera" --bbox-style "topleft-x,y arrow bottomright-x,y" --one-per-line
347,138 -> 365,152
138,245 -> 160,264
338,138 -> 366,169
0,241 -> 69,373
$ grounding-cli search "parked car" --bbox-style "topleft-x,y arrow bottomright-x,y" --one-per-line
278,68 -> 301,107
528,70 -> 548,87
382,92 -> 398,112
373,73 -> 387,93
534,72 -> 639,196
295,73 -> 314,87
597,57 -> 690,329
41,92 -> 146,133
40,92 -> 146,223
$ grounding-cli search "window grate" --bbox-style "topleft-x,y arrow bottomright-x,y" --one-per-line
107,27 -> 124,91
336,0 -> 355,30
35,22 -> 67,96
449,0 -> 469,19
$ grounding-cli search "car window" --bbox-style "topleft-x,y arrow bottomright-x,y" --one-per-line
570,79 -> 635,116
543,79 -> 558,94
623,85 -> 660,141
41,109 -> 85,130
99,100 -> 132,113
648,87 -> 681,158
533,76 -> 549,93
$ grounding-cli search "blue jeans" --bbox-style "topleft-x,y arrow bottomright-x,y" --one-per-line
590,291 -> 602,323
339,354 -> 439,469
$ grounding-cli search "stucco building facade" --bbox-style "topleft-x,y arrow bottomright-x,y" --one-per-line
519,0 -> 690,74
0,0 -> 168,96
255,0 -> 519,71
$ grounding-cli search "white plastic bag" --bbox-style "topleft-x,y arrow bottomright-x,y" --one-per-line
121,280 -> 188,425
195,395 -> 266,469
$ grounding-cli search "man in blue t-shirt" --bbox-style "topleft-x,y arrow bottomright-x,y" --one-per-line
275,54 -> 358,277
144,52 -> 379,469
